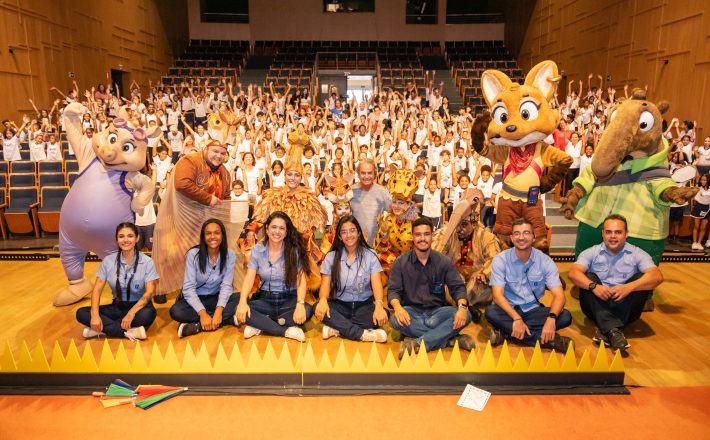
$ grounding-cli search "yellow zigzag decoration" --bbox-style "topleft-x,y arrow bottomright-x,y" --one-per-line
0,339 -> 624,374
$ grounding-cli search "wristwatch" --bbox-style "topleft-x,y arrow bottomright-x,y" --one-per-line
458,302 -> 468,309
588,282 -> 597,291
548,312 -> 558,320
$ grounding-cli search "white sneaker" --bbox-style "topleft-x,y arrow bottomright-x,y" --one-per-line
361,329 -> 388,343
124,326 -> 147,341
243,325 -> 262,339
233,315 -> 241,327
692,242 -> 703,250
705,240 -> 710,248
82,327 -> 105,339
322,325 -> 339,340
284,326 -> 305,342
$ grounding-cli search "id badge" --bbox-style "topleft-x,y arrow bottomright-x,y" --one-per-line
527,186 -> 540,206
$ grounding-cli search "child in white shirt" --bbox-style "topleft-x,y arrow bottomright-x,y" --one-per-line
421,177 -> 443,230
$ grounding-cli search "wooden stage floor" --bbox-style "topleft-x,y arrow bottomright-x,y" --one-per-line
0,258 -> 708,388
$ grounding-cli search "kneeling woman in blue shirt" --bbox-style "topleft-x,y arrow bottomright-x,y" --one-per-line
236,211 -> 313,342
170,218 -> 238,338
76,222 -> 159,340
315,215 -> 389,342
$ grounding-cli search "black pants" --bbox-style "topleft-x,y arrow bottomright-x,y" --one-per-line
169,293 -> 239,325
579,272 -> 650,334
321,298 -> 388,341
76,301 -> 156,338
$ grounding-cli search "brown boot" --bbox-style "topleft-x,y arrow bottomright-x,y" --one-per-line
643,297 -> 655,312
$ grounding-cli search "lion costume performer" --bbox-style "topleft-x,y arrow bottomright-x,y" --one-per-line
433,189 -> 501,321
319,172 -> 356,257
54,103 -> 159,306
373,168 -> 420,275
472,60 -> 572,252
152,113 -> 248,302
561,89 -> 698,268
252,127 -> 327,290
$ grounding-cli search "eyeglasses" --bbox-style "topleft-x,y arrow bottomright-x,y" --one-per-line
511,231 -> 533,237
340,228 -> 358,236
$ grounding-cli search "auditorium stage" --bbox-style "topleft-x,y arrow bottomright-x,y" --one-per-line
0,257 -> 708,392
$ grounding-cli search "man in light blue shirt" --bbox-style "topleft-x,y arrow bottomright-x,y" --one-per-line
350,159 -> 392,245
485,218 -> 572,351
568,214 -> 663,351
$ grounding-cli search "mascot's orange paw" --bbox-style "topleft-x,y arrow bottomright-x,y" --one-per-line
53,278 -> 92,307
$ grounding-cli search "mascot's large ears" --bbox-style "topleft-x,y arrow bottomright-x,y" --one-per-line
524,60 -> 559,102
481,70 -> 512,108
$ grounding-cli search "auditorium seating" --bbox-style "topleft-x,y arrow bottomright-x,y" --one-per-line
2,187 -> 40,237
161,40 -> 249,88
38,161 -> 63,174
445,41 -> 524,114
37,186 -> 69,233
0,187 -> 6,239
10,161 -> 35,174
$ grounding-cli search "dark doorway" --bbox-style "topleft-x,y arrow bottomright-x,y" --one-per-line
111,69 -> 125,98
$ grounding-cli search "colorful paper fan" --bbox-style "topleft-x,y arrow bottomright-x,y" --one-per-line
134,387 -> 187,410
95,380 -> 187,410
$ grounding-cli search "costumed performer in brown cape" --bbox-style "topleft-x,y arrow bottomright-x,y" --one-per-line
433,189 -> 502,322
152,139 -> 248,303
251,126 -> 328,291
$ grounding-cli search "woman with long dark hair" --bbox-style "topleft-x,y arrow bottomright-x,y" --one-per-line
236,211 -> 313,341
315,215 -> 388,342
170,218 -> 239,337
76,222 -> 158,340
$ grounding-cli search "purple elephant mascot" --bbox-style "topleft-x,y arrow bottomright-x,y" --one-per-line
54,102 -> 160,306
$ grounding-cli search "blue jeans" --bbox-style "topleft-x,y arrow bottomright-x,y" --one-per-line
322,299 -> 388,341
76,301 -> 157,338
169,293 -> 239,325
246,291 -> 313,336
485,303 -> 571,346
389,306 -> 472,350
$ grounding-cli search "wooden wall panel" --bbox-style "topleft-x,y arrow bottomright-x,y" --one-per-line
0,0 -> 188,122
518,0 -> 709,139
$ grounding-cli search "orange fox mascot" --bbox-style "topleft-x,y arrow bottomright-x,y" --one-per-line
471,60 -> 572,251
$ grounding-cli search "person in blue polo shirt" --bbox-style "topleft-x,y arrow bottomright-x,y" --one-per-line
76,222 -> 159,340
315,215 -> 389,342
236,211 -> 313,342
485,218 -> 572,351
568,214 -> 664,351
170,218 -> 238,338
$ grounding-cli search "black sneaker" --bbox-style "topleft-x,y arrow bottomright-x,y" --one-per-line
489,327 -> 505,346
468,306 -> 483,324
592,327 -> 609,346
543,334 -> 572,352
153,294 -> 167,304
178,322 -> 201,338
398,337 -> 419,360
607,328 -> 630,350
448,334 -> 476,351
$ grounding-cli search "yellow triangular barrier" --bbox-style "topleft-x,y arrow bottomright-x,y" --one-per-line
560,342 -> 578,372
246,342 -> 263,371
111,342 -> 132,372
412,341 -> 431,372
431,349 -> 447,372
277,341 -> 294,372
350,347 -> 366,372
592,344 -> 609,372
181,341 -> 201,373
301,341 -> 318,372
228,341 -> 246,370
97,340 -> 116,372
398,348 -> 416,372
212,342 -> 232,372
79,340 -> 98,372
382,347 -> 399,371
365,342 -> 382,371
332,341 -> 350,371
528,342 -> 545,372
577,349 -> 593,371
50,341 -> 66,372
609,349 -> 624,372
148,341 -> 167,372
448,341 -> 464,371
261,340 -> 282,373
496,341 -> 514,372
512,348 -> 528,372
131,341 -> 148,373
463,343 -> 479,371
318,346 -> 333,371
545,350 -> 561,372
478,342 -> 496,372
0,341 -> 16,372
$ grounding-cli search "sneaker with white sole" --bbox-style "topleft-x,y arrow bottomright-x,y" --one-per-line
124,326 -> 147,341
178,322 -> 201,338
361,328 -> 387,343
322,325 -> 339,340
284,326 -> 305,342
82,327 -> 105,339
243,325 -> 262,339
705,240 -> 710,248
592,327 -> 610,346
692,242 -> 703,251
